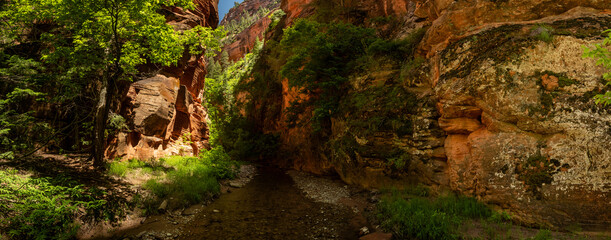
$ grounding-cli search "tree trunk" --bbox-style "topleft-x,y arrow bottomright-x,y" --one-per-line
92,75 -> 115,168
93,2 -> 121,168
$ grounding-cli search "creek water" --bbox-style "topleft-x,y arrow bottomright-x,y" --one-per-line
161,166 -> 363,240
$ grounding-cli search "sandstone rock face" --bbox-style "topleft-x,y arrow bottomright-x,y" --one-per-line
106,0 -> 217,160
418,0 -> 610,56
246,0 -> 611,230
220,0 -> 280,26
106,75 -> 209,160
223,14 -> 273,62
220,0 -> 280,61
435,12 -> 611,228
130,76 -> 178,137
280,0 -> 315,25
275,78 -> 333,174
166,0 -> 219,30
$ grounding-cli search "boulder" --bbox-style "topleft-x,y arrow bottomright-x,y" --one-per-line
130,75 -> 179,137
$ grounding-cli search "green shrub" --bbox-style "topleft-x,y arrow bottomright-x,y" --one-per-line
435,195 -> 492,219
0,87 -> 50,159
200,147 -> 237,179
583,29 -> 611,106
405,184 -> 430,197
368,16 -> 394,25
377,193 -> 492,240
280,19 -> 379,131
268,9 -> 286,30
387,153 -> 411,170
0,170 -> 107,240
143,165 -> 219,206
378,196 -> 459,240
143,179 -> 170,198
530,229 -> 552,240
366,28 -> 426,61
108,158 -> 167,177
204,38 -> 278,161
108,160 -> 129,177
167,165 -> 219,204
140,147 -> 235,209
278,19 -> 426,143
532,24 -> 554,43
399,57 -> 425,86
489,211 -> 512,223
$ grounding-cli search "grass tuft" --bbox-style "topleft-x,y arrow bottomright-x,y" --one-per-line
108,160 -> 129,177
117,147 -> 239,214
377,189 -> 492,240
530,229 -> 552,240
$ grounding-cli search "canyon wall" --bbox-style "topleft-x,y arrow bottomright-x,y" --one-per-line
220,0 -> 281,61
241,0 -> 611,229
434,10 -> 611,229
104,0 -> 611,230
105,0 -> 219,160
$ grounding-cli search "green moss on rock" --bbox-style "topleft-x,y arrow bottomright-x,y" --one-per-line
441,16 -> 611,82
516,151 -> 562,200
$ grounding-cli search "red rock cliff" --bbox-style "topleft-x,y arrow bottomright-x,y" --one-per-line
244,0 -> 611,230
105,0 -> 219,160
221,0 -> 280,26
220,0 -> 281,61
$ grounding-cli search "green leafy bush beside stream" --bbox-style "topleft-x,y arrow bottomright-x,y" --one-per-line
377,189 -> 493,240
108,148 -> 238,214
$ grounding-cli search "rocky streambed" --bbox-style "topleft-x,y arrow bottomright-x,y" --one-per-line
99,166 -> 387,240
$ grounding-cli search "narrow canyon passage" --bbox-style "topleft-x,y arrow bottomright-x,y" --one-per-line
179,167 -> 362,240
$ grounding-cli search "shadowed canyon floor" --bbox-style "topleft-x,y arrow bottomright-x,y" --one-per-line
103,167 -> 373,240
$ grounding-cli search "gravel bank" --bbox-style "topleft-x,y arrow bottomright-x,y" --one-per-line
287,170 -> 350,205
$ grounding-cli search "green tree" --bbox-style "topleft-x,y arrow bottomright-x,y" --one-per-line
1,0 -> 225,166
279,19 -> 378,132
584,29 -> 611,106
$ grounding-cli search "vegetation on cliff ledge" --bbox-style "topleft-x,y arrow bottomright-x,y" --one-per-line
583,29 -> 611,106
280,19 -> 379,131
275,18 -> 427,171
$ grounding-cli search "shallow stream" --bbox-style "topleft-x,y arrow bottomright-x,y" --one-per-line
106,166 -> 368,240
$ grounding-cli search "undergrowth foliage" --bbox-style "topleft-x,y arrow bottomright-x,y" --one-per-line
276,19 -> 427,171
107,148 -> 238,215
377,189 -> 493,240
0,170 -> 109,239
